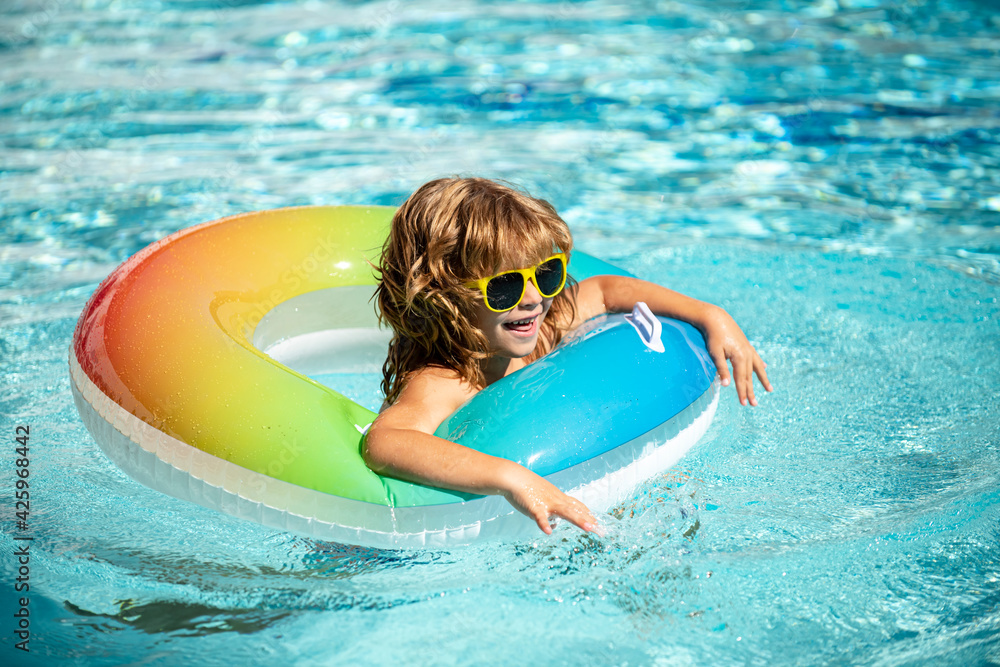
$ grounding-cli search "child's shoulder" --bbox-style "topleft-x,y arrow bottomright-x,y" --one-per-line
380,365 -> 478,426
407,364 -> 474,390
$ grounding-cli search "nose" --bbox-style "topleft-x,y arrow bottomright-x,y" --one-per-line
519,276 -> 543,308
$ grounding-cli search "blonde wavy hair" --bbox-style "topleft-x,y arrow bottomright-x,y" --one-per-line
375,177 -> 576,405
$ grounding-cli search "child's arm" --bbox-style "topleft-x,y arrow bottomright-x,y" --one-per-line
364,367 -> 600,535
573,275 -> 773,406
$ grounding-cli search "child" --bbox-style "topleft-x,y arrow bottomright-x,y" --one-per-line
365,177 -> 771,536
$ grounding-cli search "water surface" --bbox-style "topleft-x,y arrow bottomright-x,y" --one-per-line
1,1 -> 999,665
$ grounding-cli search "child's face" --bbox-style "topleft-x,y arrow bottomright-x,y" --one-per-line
473,276 -> 553,360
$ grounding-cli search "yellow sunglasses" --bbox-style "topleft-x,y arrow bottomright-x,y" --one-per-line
466,253 -> 569,313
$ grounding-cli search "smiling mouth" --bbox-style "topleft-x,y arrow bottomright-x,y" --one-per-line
503,314 -> 539,334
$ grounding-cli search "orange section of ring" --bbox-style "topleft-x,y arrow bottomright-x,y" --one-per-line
72,206 -> 398,502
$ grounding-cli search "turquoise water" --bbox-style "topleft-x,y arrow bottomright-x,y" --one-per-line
2,0 -> 999,664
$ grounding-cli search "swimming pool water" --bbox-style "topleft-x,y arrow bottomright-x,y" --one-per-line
2,0 -> 999,665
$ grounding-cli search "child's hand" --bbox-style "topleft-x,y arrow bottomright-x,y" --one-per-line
700,306 -> 772,406
501,465 -> 601,535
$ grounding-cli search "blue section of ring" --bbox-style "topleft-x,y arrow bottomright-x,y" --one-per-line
436,313 -> 716,475
567,251 -> 633,280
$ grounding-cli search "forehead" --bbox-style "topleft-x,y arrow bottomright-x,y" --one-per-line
466,204 -> 569,275
492,246 -> 558,274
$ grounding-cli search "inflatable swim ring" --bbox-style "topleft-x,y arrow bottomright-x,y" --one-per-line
70,206 -> 719,549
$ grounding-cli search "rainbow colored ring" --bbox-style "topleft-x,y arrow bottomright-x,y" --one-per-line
70,206 -> 719,549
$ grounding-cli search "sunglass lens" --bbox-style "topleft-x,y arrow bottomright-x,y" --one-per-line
534,257 -> 565,296
485,271 -> 524,311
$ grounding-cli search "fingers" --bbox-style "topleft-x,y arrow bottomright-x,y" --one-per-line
741,347 -> 757,406
702,311 -> 773,407
527,492 -> 600,536
741,349 -> 775,406
742,378 -> 756,407
713,341 -> 755,405
709,343 -> 732,388
754,353 -> 773,393
505,467 -> 603,537
534,512 -> 554,535
719,343 -> 772,407
552,499 -> 600,535
733,359 -> 752,406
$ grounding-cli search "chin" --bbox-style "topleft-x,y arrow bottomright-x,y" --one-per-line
495,332 -> 539,359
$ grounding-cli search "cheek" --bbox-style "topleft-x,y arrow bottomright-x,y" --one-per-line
473,303 -> 501,332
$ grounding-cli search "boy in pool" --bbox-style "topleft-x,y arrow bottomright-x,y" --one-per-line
364,177 -> 771,536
